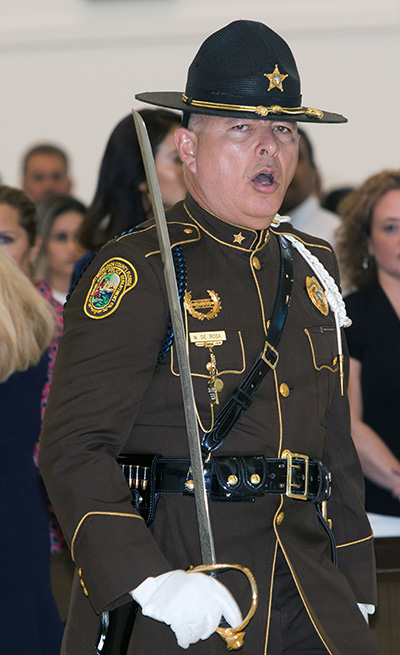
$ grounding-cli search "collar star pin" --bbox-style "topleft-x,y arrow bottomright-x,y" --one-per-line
265,64 -> 288,92
233,232 -> 245,244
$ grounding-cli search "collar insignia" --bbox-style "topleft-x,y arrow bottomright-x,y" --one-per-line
233,232 -> 245,244
184,290 -> 221,321
84,258 -> 138,319
306,276 -> 329,316
265,65 -> 288,92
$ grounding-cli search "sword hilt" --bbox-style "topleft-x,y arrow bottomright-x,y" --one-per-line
188,563 -> 258,651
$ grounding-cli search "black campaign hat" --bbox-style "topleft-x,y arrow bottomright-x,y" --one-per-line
136,20 -> 347,125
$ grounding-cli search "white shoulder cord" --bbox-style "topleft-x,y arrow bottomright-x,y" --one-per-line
272,214 -> 351,395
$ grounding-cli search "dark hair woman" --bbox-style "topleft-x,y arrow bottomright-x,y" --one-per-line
337,170 -> 400,518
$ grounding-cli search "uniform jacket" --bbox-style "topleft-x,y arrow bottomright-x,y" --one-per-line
39,195 -> 378,655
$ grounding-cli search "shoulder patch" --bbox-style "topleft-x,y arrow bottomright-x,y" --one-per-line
84,258 -> 138,319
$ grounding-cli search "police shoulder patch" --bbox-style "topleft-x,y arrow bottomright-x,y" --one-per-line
84,258 -> 138,319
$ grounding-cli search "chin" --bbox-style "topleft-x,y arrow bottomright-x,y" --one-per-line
253,198 -> 282,219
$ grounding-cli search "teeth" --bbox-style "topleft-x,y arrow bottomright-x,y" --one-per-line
255,173 -> 274,185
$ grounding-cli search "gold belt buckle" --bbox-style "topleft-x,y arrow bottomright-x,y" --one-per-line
283,451 -> 309,500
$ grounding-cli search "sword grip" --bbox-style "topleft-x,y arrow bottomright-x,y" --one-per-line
188,563 -> 258,651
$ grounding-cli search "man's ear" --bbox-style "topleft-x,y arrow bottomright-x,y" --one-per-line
174,127 -> 197,173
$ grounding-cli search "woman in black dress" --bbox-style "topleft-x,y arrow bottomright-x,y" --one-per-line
337,170 -> 400,516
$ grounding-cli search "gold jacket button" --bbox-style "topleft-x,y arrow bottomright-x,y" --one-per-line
184,228 -> 193,234
279,383 -> 290,398
276,511 -> 285,525
228,475 -> 239,486
252,256 -> 261,271
185,479 -> 194,492
250,474 -> 261,485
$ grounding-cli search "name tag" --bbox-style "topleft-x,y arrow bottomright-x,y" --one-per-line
189,331 -> 227,347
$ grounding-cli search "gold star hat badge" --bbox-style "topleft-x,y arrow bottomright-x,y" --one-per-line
265,65 -> 288,92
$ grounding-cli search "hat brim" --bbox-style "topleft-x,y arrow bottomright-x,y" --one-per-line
135,91 -> 347,124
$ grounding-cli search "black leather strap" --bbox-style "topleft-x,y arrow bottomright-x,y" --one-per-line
118,454 -> 331,505
202,235 -> 293,454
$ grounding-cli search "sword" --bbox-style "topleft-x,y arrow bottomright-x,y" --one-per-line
132,109 -> 216,567
95,111 -> 257,654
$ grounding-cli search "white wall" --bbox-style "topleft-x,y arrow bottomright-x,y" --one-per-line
2,0 -> 400,203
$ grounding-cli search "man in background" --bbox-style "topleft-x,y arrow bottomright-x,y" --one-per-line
21,143 -> 72,204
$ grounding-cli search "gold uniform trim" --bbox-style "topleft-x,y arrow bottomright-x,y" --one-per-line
170,330 -> 246,378
116,221 -> 201,252
270,229 -> 333,253
184,203 -> 261,251
263,532 -> 280,654
115,223 -> 156,242
71,511 -> 144,562
181,94 -> 324,120
144,221 -> 201,257
250,235 -> 273,336
336,532 -> 374,549
273,535 -> 334,655
304,329 -> 338,373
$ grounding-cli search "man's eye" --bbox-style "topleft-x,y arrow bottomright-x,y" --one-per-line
232,124 -> 248,131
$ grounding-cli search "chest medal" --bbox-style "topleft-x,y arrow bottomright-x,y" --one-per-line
184,289 -> 221,321
305,276 -> 329,316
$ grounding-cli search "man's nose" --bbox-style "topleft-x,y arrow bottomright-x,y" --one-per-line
258,129 -> 278,157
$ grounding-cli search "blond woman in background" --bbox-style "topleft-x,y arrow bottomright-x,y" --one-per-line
0,245 -> 63,654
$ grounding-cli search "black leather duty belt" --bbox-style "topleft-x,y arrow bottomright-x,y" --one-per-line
118,452 -> 331,523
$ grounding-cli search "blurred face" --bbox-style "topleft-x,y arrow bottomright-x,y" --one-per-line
47,211 -> 85,281
175,116 -> 299,229
0,203 -> 38,276
280,133 -> 318,215
154,129 -> 186,208
23,153 -> 72,204
368,189 -> 400,283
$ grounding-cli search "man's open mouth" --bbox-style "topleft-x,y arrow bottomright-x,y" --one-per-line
253,172 -> 275,186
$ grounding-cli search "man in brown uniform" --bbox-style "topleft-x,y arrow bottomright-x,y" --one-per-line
39,20 -> 379,655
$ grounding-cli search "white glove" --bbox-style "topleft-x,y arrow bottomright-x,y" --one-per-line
131,569 -> 242,649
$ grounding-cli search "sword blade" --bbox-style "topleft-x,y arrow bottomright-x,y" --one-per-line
132,109 -> 216,566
